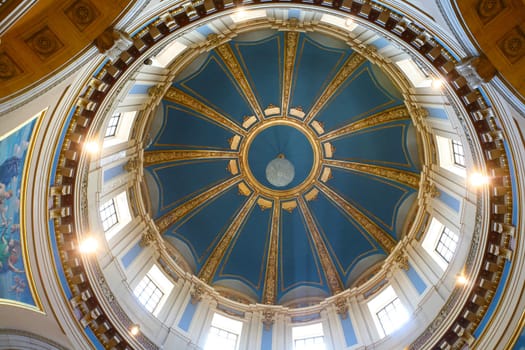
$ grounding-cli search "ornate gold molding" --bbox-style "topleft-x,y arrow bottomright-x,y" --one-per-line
262,200 -> 280,304
320,106 -> 410,141
155,176 -> 241,232
165,87 -> 246,135
215,43 -> 265,120
324,160 -> 420,189
199,193 -> 258,282
282,31 -> 299,117
304,53 -> 366,123
143,150 -> 238,166
238,117 -> 322,199
297,197 -> 344,295
316,181 -> 397,252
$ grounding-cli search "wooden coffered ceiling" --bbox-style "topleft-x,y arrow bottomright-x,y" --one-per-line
0,0 -> 133,99
456,0 -> 525,101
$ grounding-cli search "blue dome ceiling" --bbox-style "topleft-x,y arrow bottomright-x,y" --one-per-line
144,30 -> 421,306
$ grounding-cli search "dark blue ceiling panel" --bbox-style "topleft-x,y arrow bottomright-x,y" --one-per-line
306,191 -> 386,278
167,186 -> 249,268
290,35 -> 352,113
314,62 -> 403,132
150,101 -> 235,150
330,122 -> 418,171
215,204 -> 272,297
148,159 -> 232,217
327,167 -> 412,233
233,34 -> 282,110
177,55 -> 252,125
278,207 -> 329,299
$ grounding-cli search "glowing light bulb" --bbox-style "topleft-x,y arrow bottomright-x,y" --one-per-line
79,237 -> 98,254
457,274 -> 468,285
345,18 -> 357,30
130,324 -> 140,336
232,8 -> 247,22
431,78 -> 444,89
470,172 -> 490,187
84,141 -> 100,154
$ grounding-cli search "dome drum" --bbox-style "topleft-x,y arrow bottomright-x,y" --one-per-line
42,2 -> 516,350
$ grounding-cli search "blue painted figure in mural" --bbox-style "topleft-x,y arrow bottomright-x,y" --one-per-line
0,182 -> 14,226
0,223 -> 23,274
0,156 -> 22,187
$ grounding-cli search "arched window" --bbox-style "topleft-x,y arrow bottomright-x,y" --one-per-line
367,286 -> 409,338
133,264 -> 174,316
204,313 -> 243,350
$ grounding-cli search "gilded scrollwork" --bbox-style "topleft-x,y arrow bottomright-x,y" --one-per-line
317,182 -> 397,252
324,160 -> 420,189
422,181 -> 440,198
143,150 -> 238,166
262,309 -> 275,330
320,106 -> 410,141
155,176 -> 241,232
166,87 -> 246,135
304,53 -> 366,122
334,296 -> 349,318
298,197 -> 344,295
199,194 -> 258,282
263,201 -> 280,304
215,44 -> 265,120
282,31 -> 299,116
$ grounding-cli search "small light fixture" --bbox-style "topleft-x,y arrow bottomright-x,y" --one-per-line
345,18 -> 357,30
469,172 -> 490,187
130,324 -> 140,336
232,8 -> 247,22
431,78 -> 444,90
84,141 -> 100,154
79,237 -> 98,254
456,274 -> 468,285
266,154 -> 295,187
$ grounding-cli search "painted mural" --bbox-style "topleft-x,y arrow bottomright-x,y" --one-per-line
0,117 -> 37,307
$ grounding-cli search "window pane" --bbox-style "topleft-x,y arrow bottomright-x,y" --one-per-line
452,140 -> 465,167
205,326 -> 238,350
105,113 -> 120,138
435,227 -> 459,263
99,199 -> 118,232
133,275 -> 164,313
376,297 -> 409,336
294,336 -> 325,350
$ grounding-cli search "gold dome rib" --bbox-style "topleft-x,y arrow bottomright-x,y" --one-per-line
143,150 -> 238,167
262,200 -> 280,304
165,87 -> 247,136
323,160 -> 420,189
215,43 -> 265,120
319,105 -> 410,141
297,197 -> 344,295
316,181 -> 397,253
155,176 -> 242,233
304,53 -> 366,123
199,193 -> 258,283
281,32 -> 300,117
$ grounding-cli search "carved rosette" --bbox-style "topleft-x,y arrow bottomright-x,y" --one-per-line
477,0 -> 506,23
0,52 -> 23,80
64,0 -> 100,31
498,26 -> 525,63
25,27 -> 64,60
